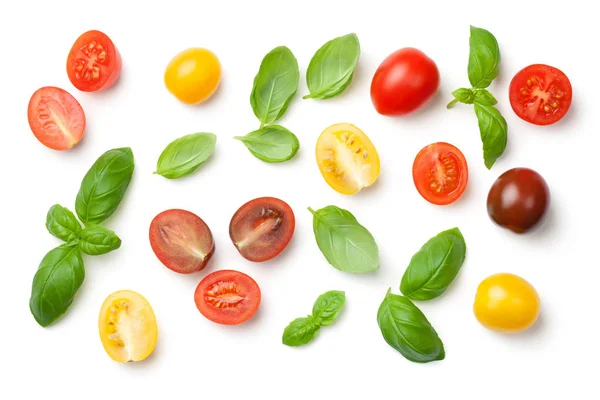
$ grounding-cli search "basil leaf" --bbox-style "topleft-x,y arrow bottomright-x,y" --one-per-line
468,26 -> 501,89
447,88 -> 474,109
377,289 -> 445,363
282,316 -> 320,347
75,148 -> 135,226
155,132 -> 216,179
400,228 -> 466,301
79,226 -> 122,256
474,103 -> 508,169
250,46 -> 299,126
29,245 -> 85,327
309,206 -> 379,274
234,125 -> 299,163
474,89 -> 498,106
46,204 -> 81,242
312,290 -> 345,326
304,33 -> 360,100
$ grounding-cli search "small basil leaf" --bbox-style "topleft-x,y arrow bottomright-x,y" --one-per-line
75,148 -> 135,226
377,289 -> 445,363
468,26 -> 501,89
29,245 -> 85,327
155,132 -> 216,179
453,88 -> 475,104
474,89 -> 498,106
234,125 -> 299,163
400,228 -> 466,301
309,206 -> 379,274
46,204 -> 81,242
79,226 -> 122,256
312,290 -> 345,326
304,33 -> 360,100
250,46 -> 299,126
474,103 -> 508,169
282,316 -> 321,347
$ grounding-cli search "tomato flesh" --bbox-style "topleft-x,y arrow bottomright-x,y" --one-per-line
194,270 -> 261,325
412,142 -> 468,205
149,209 -> 215,273
509,64 -> 572,125
67,30 -> 121,92
229,197 -> 295,262
27,86 -> 85,151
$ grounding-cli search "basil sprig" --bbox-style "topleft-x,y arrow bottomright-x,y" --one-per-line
30,148 -> 134,327
448,26 -> 507,169
155,132 -> 216,179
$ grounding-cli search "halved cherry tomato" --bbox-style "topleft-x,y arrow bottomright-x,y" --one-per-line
412,142 -> 468,205
164,48 -> 221,104
99,290 -> 158,362
316,123 -> 380,195
509,64 -> 572,126
194,270 -> 261,325
149,209 -> 215,274
229,197 -> 295,262
27,86 -> 86,150
67,30 -> 122,92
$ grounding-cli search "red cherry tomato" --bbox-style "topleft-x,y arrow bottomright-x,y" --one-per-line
229,197 -> 295,262
194,270 -> 261,325
67,30 -> 122,92
149,209 -> 214,274
27,86 -> 86,151
371,48 -> 440,116
509,64 -> 572,126
413,142 -> 468,205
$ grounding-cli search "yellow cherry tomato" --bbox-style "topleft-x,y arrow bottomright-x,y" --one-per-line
316,123 -> 380,195
474,273 -> 540,333
99,290 -> 158,363
164,48 -> 221,104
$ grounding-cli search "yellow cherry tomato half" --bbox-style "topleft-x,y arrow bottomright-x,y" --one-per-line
316,123 -> 380,195
164,48 -> 221,104
99,290 -> 158,363
474,273 -> 540,334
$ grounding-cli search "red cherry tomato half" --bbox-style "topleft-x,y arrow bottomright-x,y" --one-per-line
413,142 -> 468,205
371,48 -> 440,116
194,269 -> 261,325
229,197 -> 295,262
509,64 -> 572,126
27,86 -> 86,151
149,209 -> 215,274
67,30 -> 122,92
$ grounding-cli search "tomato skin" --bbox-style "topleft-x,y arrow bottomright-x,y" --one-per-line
67,30 -> 121,92
371,48 -> 440,116
412,142 -> 468,205
27,86 -> 86,151
194,270 -> 261,325
509,64 -> 572,126
164,48 -> 221,104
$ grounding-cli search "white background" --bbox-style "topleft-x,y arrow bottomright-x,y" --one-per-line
1,0 -> 597,398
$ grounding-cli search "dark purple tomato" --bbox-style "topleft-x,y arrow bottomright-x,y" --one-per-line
487,168 -> 550,233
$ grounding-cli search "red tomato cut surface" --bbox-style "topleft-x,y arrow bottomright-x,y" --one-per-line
194,270 -> 261,325
413,142 -> 468,205
27,86 -> 85,151
67,30 -> 122,92
509,64 -> 572,126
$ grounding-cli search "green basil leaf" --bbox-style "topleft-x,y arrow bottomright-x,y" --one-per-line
45,204 -> 81,242
312,290 -> 345,326
29,245 -> 85,327
304,33 -> 360,100
75,148 -> 134,226
234,125 -> 299,163
474,89 -> 498,106
400,228 -> 466,301
155,132 -> 216,179
468,26 -> 501,89
309,206 -> 379,274
250,46 -> 299,126
79,226 -> 122,256
282,316 -> 321,347
377,289 -> 445,363
474,103 -> 508,169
